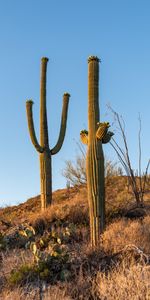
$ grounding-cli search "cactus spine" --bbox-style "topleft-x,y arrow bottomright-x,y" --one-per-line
86,56 -> 105,248
26,57 -> 70,211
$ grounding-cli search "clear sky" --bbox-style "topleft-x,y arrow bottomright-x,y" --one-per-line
0,0 -> 150,206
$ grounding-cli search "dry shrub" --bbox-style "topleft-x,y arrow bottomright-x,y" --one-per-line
0,287 -> 37,300
0,249 -> 33,281
96,262 -> 150,300
42,284 -> 71,300
0,284 -> 71,300
102,216 -> 150,254
31,191 -> 89,229
32,217 -> 46,234
67,276 -> 94,300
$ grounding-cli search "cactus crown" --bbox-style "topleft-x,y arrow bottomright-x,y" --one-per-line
97,122 -> 110,128
41,57 -> 49,62
63,92 -> 71,97
26,100 -> 34,105
88,56 -> 101,63
80,130 -> 88,135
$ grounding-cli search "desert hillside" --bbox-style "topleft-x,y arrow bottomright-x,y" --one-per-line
0,177 -> 150,300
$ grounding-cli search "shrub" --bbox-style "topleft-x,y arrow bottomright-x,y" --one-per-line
96,262 -> 150,300
8,264 -> 35,286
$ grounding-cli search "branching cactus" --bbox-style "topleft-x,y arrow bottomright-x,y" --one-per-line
26,57 -> 70,211
80,56 -> 113,248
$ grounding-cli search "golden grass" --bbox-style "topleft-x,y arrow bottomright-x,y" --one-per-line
102,216 -> 150,254
0,177 -> 150,299
96,262 -> 150,300
0,285 -> 71,300
30,187 -> 89,230
0,288 -> 36,300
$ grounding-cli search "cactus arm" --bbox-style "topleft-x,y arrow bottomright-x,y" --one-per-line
96,122 -> 110,140
80,130 -> 88,145
26,100 -> 43,153
50,93 -> 70,155
40,57 -> 49,148
102,131 -> 114,144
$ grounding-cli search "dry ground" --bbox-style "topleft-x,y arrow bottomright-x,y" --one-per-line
0,176 -> 150,299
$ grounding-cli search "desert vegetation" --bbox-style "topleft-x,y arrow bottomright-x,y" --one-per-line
0,175 -> 150,299
0,56 -> 150,299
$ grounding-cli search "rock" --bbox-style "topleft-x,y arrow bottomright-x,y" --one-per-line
124,208 -> 146,219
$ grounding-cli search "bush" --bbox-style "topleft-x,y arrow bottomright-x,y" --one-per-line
8,264 -> 35,286
63,153 -> 123,187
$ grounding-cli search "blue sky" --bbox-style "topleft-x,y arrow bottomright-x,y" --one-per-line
0,0 -> 150,206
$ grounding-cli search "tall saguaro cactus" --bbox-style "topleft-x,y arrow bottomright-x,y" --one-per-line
80,57 -> 113,247
86,56 -> 105,248
80,56 -> 113,248
26,57 -> 70,211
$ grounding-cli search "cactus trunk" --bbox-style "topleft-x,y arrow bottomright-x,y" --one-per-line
40,151 -> 52,210
87,56 -> 105,248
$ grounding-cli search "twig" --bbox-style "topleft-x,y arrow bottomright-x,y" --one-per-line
108,106 -> 150,206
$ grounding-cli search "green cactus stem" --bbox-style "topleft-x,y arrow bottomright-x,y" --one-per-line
86,56 -> 105,248
26,58 -> 70,211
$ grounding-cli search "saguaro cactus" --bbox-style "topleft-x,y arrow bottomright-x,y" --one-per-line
80,57 -> 113,248
86,56 -> 105,248
26,57 -> 70,211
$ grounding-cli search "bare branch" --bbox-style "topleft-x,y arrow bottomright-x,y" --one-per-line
138,114 -> 143,202
108,106 -> 149,206
62,140 -> 123,187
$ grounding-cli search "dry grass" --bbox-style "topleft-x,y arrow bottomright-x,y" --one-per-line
0,285 -> 71,300
0,186 -> 83,226
96,262 -> 150,300
30,186 -> 89,231
0,287 -> 37,300
1,177 -> 150,299
102,216 -> 150,254
0,249 -> 33,278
